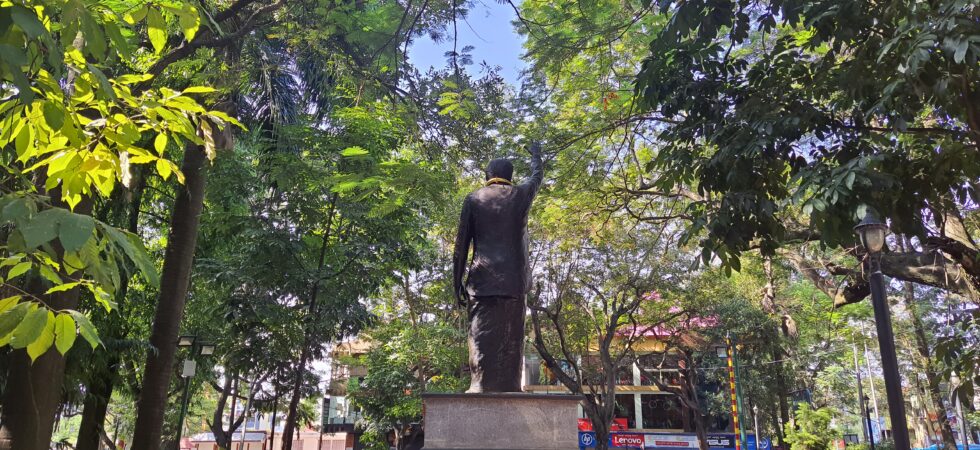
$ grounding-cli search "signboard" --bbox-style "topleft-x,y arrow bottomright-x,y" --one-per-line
578,418 -> 629,432
612,433 -> 645,448
645,434 -> 700,448
759,437 -> 772,450
746,435 -> 756,450
580,432 -> 597,448
579,432 -> 744,450
707,435 -> 735,449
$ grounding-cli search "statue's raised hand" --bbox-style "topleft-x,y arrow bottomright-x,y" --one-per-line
528,141 -> 542,156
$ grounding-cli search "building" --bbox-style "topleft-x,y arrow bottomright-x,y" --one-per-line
321,339 -> 373,449
523,331 -> 718,434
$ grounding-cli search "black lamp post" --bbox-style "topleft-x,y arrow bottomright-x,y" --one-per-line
864,395 -> 876,450
174,335 -> 215,447
854,212 -> 910,450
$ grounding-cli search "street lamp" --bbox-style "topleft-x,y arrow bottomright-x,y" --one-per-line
752,405 -> 760,450
174,335 -> 215,447
864,395 -> 876,450
716,346 -> 728,358
853,212 -> 910,450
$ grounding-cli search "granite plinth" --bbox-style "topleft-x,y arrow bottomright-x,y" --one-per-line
422,392 -> 583,450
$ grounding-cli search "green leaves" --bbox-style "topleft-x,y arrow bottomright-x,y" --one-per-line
59,213 -> 96,252
0,300 -> 96,359
10,305 -> 47,349
0,302 -> 30,345
70,311 -> 101,349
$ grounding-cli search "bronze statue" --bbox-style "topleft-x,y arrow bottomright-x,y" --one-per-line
453,143 -> 543,393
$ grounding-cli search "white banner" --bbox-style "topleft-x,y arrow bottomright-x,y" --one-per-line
644,434 -> 700,449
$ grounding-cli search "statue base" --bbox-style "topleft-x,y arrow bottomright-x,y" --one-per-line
421,392 -> 583,450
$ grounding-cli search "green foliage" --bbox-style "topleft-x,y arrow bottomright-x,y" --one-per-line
783,404 -> 839,450
634,0 -> 980,265
0,193 -> 158,357
0,0 -> 241,359
347,320 -> 467,443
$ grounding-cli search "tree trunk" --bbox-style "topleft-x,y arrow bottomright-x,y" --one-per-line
130,143 -> 210,450
281,341 -> 312,450
75,355 -> 119,450
771,346 -> 790,446
211,374 -> 235,449
281,196 -> 337,450
0,198 -> 92,450
269,392 -> 280,450
900,236 -> 958,450
77,173 -> 146,450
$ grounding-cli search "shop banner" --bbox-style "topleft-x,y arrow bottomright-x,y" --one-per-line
645,434 -> 700,448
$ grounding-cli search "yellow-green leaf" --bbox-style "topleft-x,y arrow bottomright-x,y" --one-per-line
54,314 -> 76,355
182,86 -> 215,94
123,5 -> 148,25
45,281 -> 80,294
10,305 -> 46,349
26,311 -> 55,360
178,6 -> 200,41
156,158 -> 172,180
0,296 -> 18,314
146,7 -> 167,55
7,261 -> 32,280
154,132 -> 168,155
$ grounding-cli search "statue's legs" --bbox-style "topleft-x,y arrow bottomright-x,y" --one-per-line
466,295 -> 525,393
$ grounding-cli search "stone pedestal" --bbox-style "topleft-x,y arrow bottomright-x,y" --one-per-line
422,392 -> 583,450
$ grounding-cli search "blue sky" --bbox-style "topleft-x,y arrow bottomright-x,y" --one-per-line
408,0 -> 527,84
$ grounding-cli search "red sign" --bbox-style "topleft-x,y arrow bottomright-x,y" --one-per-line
612,433 -> 645,448
578,418 -> 628,432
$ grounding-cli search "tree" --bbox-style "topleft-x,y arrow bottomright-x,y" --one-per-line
783,404 -> 838,450
633,0 -> 980,302
347,320 -> 466,450
0,2 -> 236,448
527,219 -> 693,450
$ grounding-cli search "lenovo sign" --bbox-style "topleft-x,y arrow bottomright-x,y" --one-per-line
612,433 -> 645,448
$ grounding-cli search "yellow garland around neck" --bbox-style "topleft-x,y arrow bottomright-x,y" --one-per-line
485,177 -> 513,186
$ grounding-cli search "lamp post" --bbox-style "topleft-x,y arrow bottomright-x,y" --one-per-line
854,212 -> 910,450
174,335 -> 215,447
951,374 -> 971,449
753,405 -> 760,450
864,395 -> 877,450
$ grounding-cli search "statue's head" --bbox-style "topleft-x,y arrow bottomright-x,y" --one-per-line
485,158 -> 513,181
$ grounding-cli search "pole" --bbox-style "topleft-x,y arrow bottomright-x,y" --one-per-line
863,334 -> 882,427
734,344 -> 747,449
269,393 -> 279,450
867,257 -> 911,450
753,406 -> 760,450
727,335 -> 742,450
956,396 -> 969,449
953,375 -> 970,450
853,344 -> 869,443
865,396 -> 877,450
175,376 -> 193,447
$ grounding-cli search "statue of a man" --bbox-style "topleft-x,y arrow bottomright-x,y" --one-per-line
453,143 -> 543,393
